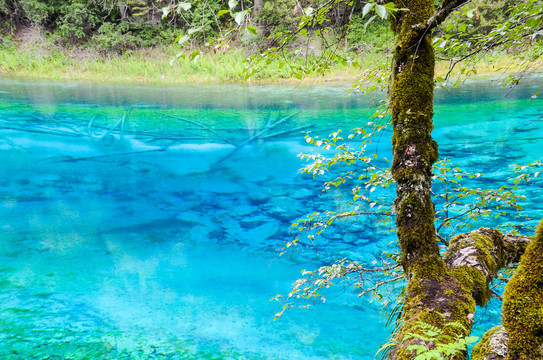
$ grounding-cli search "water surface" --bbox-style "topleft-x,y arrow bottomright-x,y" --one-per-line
1,78 -> 542,359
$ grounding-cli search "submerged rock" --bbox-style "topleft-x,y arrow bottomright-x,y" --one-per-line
240,215 -> 269,229
263,196 -> 304,222
247,191 -> 271,206
289,188 -> 314,200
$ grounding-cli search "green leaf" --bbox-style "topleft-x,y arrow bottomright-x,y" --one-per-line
189,51 -> 201,63
364,15 -> 377,30
375,4 -> 388,19
228,0 -> 238,10
187,27 -> 202,35
385,2 -> 396,10
362,3 -> 374,17
161,7 -> 170,19
217,9 -> 230,18
178,2 -> 191,11
234,10 -> 248,25
465,336 -> 479,343
246,26 -> 258,35
177,35 -> 190,45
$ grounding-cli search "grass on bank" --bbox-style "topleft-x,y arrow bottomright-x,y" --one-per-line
0,40 -> 535,86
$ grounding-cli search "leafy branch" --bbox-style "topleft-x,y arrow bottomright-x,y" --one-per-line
272,259 -> 402,320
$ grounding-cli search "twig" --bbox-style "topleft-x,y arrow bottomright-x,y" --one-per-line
358,276 -> 404,296
259,125 -> 313,139
435,231 -> 449,246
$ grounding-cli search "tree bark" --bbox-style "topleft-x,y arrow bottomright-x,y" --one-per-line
471,222 -> 543,360
471,326 -> 510,360
389,0 -> 440,278
385,1 -> 458,357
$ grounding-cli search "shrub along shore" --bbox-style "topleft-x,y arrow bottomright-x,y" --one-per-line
0,41 -> 527,86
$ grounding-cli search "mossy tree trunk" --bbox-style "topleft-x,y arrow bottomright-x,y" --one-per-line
384,1 -> 540,358
385,2 -> 474,357
470,222 -> 543,360
386,227 -> 529,359
389,0 -> 440,279
502,221 -> 543,359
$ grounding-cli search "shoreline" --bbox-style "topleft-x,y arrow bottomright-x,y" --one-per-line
1,46 -> 540,87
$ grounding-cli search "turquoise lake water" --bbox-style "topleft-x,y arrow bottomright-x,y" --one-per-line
0,78 -> 542,359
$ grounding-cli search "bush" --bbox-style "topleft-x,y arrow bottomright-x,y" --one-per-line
0,33 -> 15,49
91,22 -> 142,55
20,0 -> 53,26
55,0 -> 102,45
256,0 -> 297,35
346,15 -> 392,52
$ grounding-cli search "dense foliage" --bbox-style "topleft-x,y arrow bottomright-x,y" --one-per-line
1,0 -> 536,59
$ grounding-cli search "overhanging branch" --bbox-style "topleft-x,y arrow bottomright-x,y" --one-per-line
427,0 -> 470,31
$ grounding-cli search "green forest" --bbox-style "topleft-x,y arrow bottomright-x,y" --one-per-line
0,0 -> 541,83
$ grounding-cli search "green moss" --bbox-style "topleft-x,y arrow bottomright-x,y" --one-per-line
471,326 -> 508,360
389,272 -> 476,359
451,267 -> 489,306
444,228 -> 512,306
388,0 -> 441,276
503,220 -> 543,359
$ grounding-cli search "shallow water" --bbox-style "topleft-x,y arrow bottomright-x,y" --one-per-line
0,78 -> 542,359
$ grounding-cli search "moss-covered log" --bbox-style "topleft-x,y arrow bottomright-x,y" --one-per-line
471,326 -> 510,360
444,228 -> 530,306
387,229 -> 530,360
502,220 -> 543,360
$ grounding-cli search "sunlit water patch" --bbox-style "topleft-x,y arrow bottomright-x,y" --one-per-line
0,78 -> 542,359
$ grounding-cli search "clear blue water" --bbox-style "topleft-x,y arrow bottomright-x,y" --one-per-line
0,77 -> 542,359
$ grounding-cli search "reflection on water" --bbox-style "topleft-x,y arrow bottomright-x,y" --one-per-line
0,78 -> 542,359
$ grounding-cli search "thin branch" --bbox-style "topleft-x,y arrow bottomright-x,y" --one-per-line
435,231 -> 449,246
436,207 -> 476,232
358,276 -> 404,296
427,0 -> 470,31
